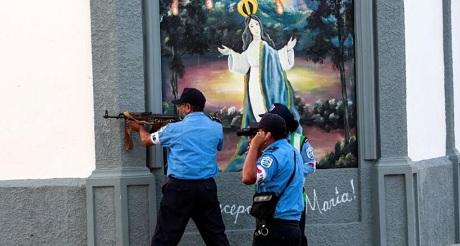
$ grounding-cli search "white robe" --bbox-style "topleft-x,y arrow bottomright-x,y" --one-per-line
227,40 -> 295,121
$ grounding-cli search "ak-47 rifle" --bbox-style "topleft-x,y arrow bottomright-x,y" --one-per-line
104,110 -> 179,150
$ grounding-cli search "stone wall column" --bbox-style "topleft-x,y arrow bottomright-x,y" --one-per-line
86,0 -> 156,245
374,0 -> 418,245
443,0 -> 460,242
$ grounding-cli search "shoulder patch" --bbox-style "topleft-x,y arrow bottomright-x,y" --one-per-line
256,165 -> 267,183
260,156 -> 274,168
306,146 -> 315,159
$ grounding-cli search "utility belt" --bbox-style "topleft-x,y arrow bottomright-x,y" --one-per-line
257,218 -> 299,226
168,176 -> 214,183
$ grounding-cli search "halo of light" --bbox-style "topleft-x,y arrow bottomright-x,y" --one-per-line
237,0 -> 259,17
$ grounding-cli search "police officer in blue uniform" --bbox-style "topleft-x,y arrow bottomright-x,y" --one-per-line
129,88 -> 230,246
242,113 -> 305,246
262,103 -> 316,246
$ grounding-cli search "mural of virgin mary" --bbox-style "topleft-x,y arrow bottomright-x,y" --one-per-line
218,0 -> 301,171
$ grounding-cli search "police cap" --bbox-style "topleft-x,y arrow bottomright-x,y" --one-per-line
255,113 -> 287,139
260,103 -> 299,132
172,88 -> 206,108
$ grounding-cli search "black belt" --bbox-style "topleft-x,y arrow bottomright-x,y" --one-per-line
168,176 -> 214,183
270,218 -> 299,225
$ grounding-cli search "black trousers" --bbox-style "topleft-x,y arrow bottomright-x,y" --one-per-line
299,205 -> 308,246
151,177 -> 229,246
253,219 -> 301,246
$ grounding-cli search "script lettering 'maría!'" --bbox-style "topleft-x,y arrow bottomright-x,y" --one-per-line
306,179 -> 357,215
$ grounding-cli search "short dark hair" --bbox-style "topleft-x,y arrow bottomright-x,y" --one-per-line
191,104 -> 204,112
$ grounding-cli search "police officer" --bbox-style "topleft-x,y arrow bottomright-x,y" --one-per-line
128,88 -> 230,246
242,113 -> 305,246
262,103 -> 316,246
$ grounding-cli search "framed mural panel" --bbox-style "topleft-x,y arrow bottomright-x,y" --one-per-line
159,0 -> 357,172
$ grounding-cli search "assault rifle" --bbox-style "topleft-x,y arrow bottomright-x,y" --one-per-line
103,110 -> 179,150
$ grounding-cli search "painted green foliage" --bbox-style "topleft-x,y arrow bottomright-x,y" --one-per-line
159,0 -> 357,168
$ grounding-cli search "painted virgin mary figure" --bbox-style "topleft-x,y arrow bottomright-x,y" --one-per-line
218,0 -> 301,171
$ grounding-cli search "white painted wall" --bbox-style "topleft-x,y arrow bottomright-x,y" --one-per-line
405,0 -> 446,161
0,0 -> 95,179
453,0 -> 460,152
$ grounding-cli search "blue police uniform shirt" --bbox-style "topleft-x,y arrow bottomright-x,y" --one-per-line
288,132 -> 316,175
153,112 -> 223,180
300,139 -> 316,175
255,139 -> 305,221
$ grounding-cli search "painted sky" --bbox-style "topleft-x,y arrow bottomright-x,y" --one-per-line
166,56 -> 341,112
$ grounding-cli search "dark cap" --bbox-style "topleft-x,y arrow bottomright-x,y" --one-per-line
236,122 -> 260,137
260,103 -> 299,132
255,113 -> 287,138
172,88 -> 206,107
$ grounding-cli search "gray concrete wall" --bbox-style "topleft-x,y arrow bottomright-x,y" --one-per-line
416,158 -> 456,246
0,170 -> 371,246
372,0 -> 459,245
0,159 -> 457,246
2,0 -> 459,246
0,179 -> 87,246
384,175 -> 408,246
90,0 -> 146,168
87,0 -> 157,244
179,168 -> 375,246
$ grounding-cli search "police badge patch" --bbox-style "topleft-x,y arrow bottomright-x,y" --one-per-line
256,165 -> 267,183
306,147 -> 315,159
260,156 -> 273,168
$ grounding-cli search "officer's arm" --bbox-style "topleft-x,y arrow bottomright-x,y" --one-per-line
217,128 -> 224,151
242,146 -> 259,185
139,127 -> 154,146
242,132 -> 265,184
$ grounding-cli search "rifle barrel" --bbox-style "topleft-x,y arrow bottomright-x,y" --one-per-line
103,110 -> 125,119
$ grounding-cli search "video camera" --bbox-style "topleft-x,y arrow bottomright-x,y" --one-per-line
236,122 -> 260,137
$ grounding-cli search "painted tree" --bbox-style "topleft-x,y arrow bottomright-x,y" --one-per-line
304,0 -> 354,140
159,0 -> 209,100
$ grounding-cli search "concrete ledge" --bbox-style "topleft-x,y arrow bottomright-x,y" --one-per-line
0,178 -> 85,187
0,178 -> 87,245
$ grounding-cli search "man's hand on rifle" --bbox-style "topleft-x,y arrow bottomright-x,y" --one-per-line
127,120 -> 154,147
126,119 -> 141,132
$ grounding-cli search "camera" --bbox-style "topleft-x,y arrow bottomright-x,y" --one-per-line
236,127 -> 258,137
